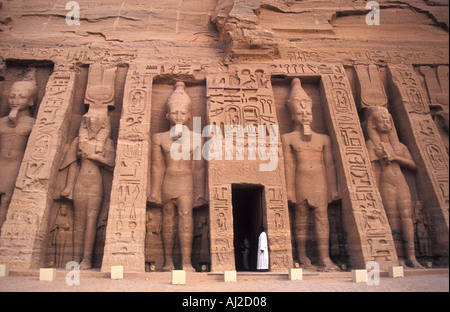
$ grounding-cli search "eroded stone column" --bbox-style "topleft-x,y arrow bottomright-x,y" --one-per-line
0,67 -> 76,270
102,65 -> 153,272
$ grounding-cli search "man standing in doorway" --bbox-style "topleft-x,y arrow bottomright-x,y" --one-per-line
257,227 -> 269,271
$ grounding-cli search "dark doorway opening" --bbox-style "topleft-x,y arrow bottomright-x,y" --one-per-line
232,184 -> 264,272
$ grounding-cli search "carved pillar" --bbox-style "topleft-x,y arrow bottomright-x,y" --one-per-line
388,64 -> 449,259
208,183 -> 235,271
0,67 -> 76,269
207,64 -> 293,272
102,65 -> 153,272
320,65 -> 398,270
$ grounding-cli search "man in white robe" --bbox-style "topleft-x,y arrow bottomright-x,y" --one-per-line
257,228 -> 269,271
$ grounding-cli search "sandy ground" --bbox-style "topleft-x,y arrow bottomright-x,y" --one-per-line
0,270 -> 447,311
0,270 -> 448,293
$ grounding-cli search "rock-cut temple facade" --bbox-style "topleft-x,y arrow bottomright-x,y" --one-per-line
0,0 -> 448,273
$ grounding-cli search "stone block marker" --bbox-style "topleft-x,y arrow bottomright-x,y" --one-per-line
0,265 -> 9,277
172,270 -> 186,285
224,270 -> 237,283
40,268 -> 57,282
111,266 -> 124,280
352,269 -> 368,283
289,268 -> 303,281
389,266 -> 404,278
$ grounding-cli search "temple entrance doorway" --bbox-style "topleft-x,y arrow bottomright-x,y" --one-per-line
232,184 -> 264,272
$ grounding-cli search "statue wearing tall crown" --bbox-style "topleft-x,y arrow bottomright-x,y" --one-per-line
282,78 -> 340,271
149,82 -> 206,272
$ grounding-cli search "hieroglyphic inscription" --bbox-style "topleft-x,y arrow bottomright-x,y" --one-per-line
208,65 -> 276,136
285,49 -> 449,66
210,184 -> 234,271
269,62 -> 338,76
390,66 -> 430,115
265,185 -> 291,270
320,65 -> 397,269
143,63 -> 202,77
0,45 -> 137,66
101,66 -> 153,272
16,72 -> 75,192
206,64 -> 293,272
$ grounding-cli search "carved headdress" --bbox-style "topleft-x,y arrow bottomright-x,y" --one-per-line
8,68 -> 38,126
285,78 -> 312,116
167,82 -> 191,111
366,106 -> 403,153
286,78 -> 313,140
12,67 -> 38,105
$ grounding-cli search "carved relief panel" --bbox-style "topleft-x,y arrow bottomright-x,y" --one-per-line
207,64 -> 293,272
101,65 -> 151,272
210,184 -> 234,270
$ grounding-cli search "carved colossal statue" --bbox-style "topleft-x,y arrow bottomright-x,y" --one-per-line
282,78 -> 340,271
0,78 -> 37,230
60,108 -> 115,269
365,106 -> 424,268
149,82 -> 206,272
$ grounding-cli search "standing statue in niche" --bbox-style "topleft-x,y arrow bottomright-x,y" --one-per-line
413,201 -> 431,258
149,82 -> 206,272
50,204 -> 72,268
60,108 -> 115,269
0,76 -> 37,230
365,106 -> 423,269
282,78 -> 340,271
